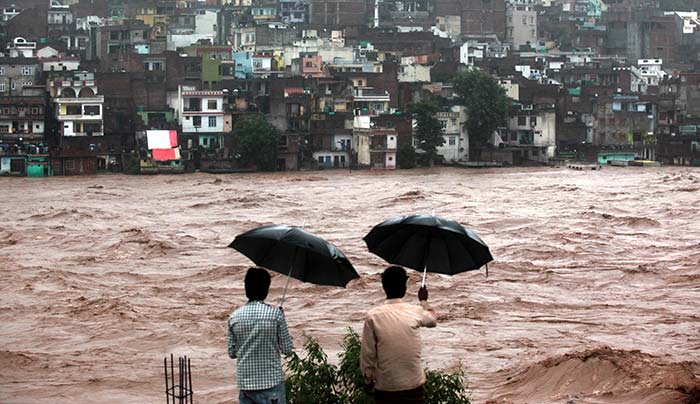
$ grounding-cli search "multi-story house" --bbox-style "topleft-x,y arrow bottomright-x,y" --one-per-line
280,0 -> 308,23
0,89 -> 51,177
435,107 -> 469,162
0,90 -> 46,145
506,5 -> 538,50
309,0 -> 369,26
95,20 -> 152,68
353,87 -> 390,117
0,57 -> 41,96
290,54 -> 325,78
590,93 -> 657,162
177,87 -> 227,150
47,0 -> 74,39
50,72 -> 105,137
310,79 -> 354,168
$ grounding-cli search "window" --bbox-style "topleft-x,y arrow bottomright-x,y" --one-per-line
192,116 -> 201,127
110,31 -> 120,40
0,83 -> 5,92
31,107 -> 39,115
84,105 -> 100,116
187,98 -> 201,111
449,136 -> 456,145
21,66 -> 33,75
517,116 -> 526,126
11,82 -> 15,90
0,67 -> 4,75
23,81 -> 32,86
208,100 -> 217,110
530,116 -> 537,126
210,52 -> 217,60
208,116 -> 217,127
440,121 -> 447,129
66,105 -> 81,115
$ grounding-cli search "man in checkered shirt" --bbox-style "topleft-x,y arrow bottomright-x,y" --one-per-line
228,267 -> 294,404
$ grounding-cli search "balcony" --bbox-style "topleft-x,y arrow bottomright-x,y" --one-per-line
63,131 -> 104,137
353,88 -> 390,102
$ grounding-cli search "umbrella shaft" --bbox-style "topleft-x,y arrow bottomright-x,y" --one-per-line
280,268 -> 292,306
421,266 -> 427,287
280,247 -> 297,307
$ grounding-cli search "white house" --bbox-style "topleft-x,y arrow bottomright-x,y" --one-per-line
178,88 -> 226,148
51,72 -> 104,137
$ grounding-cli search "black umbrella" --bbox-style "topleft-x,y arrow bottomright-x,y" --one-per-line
363,214 -> 493,285
229,224 -> 359,305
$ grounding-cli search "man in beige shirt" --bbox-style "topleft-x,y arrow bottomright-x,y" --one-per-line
360,265 -> 437,404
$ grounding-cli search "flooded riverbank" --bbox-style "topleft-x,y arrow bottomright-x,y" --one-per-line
1,167 -> 699,403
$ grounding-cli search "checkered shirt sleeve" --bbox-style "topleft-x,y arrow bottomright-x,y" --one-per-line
228,301 -> 294,391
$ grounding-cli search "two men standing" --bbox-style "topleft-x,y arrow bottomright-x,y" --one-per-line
227,265 -> 437,404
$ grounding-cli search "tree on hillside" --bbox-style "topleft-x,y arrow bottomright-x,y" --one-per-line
409,100 -> 445,167
397,143 -> 417,169
452,69 -> 510,153
233,114 -> 279,171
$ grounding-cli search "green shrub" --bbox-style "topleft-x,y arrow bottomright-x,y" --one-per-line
285,329 -> 470,404
285,335 -> 341,404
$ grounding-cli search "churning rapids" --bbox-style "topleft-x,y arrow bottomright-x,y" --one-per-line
1,167 -> 699,404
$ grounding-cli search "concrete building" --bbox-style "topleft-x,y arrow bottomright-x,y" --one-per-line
177,88 -> 226,150
436,107 -> 469,162
51,72 -> 105,137
0,94 -> 46,145
0,57 -> 41,96
309,0 -> 368,26
506,6 -> 537,49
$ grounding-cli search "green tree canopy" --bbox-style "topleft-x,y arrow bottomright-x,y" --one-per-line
232,114 -> 279,171
409,100 -> 445,167
397,143 -> 417,169
452,69 -> 509,151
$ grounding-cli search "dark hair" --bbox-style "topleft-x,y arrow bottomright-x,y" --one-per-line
381,265 -> 407,299
245,267 -> 271,301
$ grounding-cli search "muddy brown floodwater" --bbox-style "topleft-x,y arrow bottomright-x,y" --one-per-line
1,167 -> 699,404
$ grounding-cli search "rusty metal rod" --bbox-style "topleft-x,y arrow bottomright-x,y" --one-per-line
188,357 -> 193,404
164,357 -> 169,404
170,354 -> 175,403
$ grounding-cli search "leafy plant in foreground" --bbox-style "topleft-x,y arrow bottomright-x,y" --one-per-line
285,329 -> 471,404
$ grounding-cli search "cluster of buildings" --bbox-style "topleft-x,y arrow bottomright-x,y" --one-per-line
0,0 -> 698,176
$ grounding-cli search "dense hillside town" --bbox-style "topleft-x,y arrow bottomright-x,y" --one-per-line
0,0 -> 698,175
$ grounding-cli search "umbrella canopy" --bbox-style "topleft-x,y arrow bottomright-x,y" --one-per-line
229,225 -> 359,301
363,214 -> 493,280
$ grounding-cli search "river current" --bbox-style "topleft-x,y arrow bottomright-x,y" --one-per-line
1,167 -> 699,403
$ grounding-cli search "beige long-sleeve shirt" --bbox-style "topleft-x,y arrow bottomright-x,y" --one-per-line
360,299 -> 437,392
